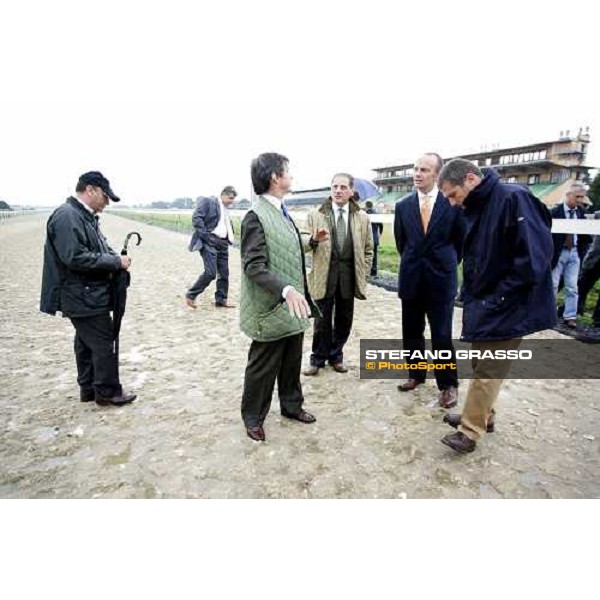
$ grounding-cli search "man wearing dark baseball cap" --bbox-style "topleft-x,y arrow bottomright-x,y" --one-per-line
78,171 -> 121,203
40,171 -> 136,406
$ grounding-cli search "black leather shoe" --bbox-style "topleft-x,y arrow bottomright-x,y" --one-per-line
213,301 -> 236,308
246,425 -> 265,441
80,388 -> 95,403
441,431 -> 476,453
281,409 -> 316,424
443,413 -> 495,433
95,392 -> 137,406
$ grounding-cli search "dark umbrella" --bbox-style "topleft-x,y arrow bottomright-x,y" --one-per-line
113,232 -> 142,367
353,179 -> 380,201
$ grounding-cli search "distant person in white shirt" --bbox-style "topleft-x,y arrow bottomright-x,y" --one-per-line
186,186 -> 237,309
550,182 -> 589,328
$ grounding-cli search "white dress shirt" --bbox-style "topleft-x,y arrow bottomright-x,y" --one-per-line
263,194 -> 283,211
332,201 -> 350,230
213,197 -> 234,243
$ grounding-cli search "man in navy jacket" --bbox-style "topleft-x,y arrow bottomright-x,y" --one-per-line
394,153 -> 465,408
437,160 -> 556,453
186,186 -> 237,309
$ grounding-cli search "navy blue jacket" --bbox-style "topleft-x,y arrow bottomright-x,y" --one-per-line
188,196 -> 222,252
550,203 -> 591,268
394,190 -> 465,302
460,170 -> 556,341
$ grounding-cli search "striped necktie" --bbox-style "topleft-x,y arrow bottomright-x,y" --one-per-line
336,207 -> 346,248
564,208 -> 576,249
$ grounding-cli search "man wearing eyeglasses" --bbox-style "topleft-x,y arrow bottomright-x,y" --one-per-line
40,171 -> 136,407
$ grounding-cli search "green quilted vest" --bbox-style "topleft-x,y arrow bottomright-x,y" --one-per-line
240,197 -> 310,342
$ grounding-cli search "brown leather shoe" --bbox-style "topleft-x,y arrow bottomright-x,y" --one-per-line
303,365 -> 320,376
439,386 -> 458,408
441,431 -> 476,453
246,425 -> 265,441
185,297 -> 197,310
565,319 -> 577,329
397,378 -> 423,392
331,362 -> 348,373
443,413 -> 495,433
214,301 -> 236,308
95,392 -> 137,406
281,409 -> 316,424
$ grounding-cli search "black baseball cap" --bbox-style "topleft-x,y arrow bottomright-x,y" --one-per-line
78,171 -> 121,202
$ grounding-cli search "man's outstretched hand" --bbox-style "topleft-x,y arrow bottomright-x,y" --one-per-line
313,227 -> 329,243
285,288 -> 311,319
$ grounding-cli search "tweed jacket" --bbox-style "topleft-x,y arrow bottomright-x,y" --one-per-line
306,198 -> 374,301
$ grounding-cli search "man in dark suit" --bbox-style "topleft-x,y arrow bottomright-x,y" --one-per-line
365,200 -> 384,276
185,186 -> 237,309
550,182 -> 590,328
239,153 -> 328,442
394,153 -> 465,408
303,174 -> 373,375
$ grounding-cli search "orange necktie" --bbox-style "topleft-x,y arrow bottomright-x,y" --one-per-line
421,195 -> 432,233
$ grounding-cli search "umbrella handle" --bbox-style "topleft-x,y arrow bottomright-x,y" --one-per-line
122,231 -> 142,255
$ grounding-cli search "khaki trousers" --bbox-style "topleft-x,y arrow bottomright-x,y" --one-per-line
459,338 -> 522,441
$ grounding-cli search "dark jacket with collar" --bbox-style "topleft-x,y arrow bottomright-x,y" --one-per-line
460,169 -> 556,341
394,189 -> 465,302
581,211 -> 600,272
550,203 -> 590,267
366,207 -> 384,245
188,196 -> 225,252
40,197 -> 121,318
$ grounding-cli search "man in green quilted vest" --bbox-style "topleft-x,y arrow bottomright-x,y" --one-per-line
240,153 -> 329,442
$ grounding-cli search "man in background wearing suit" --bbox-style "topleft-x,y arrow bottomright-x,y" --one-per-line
365,200 -> 384,276
185,186 -> 237,309
394,153 -> 465,408
239,153 -> 328,442
550,182 -> 590,328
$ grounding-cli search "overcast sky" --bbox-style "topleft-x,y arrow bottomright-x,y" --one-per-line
1,0 -> 598,207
